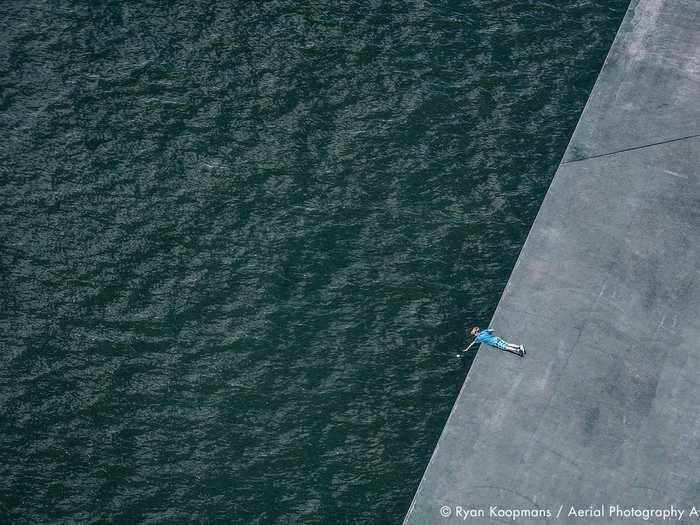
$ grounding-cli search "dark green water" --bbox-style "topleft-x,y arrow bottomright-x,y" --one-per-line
1,1 -> 628,523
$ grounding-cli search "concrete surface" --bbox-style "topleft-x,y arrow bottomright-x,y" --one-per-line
404,1 -> 700,523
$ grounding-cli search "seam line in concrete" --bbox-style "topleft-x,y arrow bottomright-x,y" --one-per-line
562,131 -> 700,165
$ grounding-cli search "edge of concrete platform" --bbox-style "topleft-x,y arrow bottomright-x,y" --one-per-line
403,3 -> 640,518
404,0 -> 700,522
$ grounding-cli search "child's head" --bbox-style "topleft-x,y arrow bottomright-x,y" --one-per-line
470,326 -> 479,336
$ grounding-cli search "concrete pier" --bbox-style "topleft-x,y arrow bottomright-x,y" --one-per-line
404,0 -> 700,523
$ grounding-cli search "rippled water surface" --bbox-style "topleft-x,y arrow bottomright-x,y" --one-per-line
2,1 -> 629,523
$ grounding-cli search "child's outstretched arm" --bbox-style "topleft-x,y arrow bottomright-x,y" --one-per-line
463,341 -> 476,352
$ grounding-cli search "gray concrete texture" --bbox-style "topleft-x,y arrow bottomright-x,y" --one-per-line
404,0 -> 700,523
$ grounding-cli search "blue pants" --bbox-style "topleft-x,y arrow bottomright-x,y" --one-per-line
489,337 -> 509,351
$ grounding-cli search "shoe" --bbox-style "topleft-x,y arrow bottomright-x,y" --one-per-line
519,345 -> 526,357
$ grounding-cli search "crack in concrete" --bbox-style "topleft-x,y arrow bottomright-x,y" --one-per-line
562,131 -> 700,165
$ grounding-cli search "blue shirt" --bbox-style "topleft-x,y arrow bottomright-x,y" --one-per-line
474,329 -> 498,345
